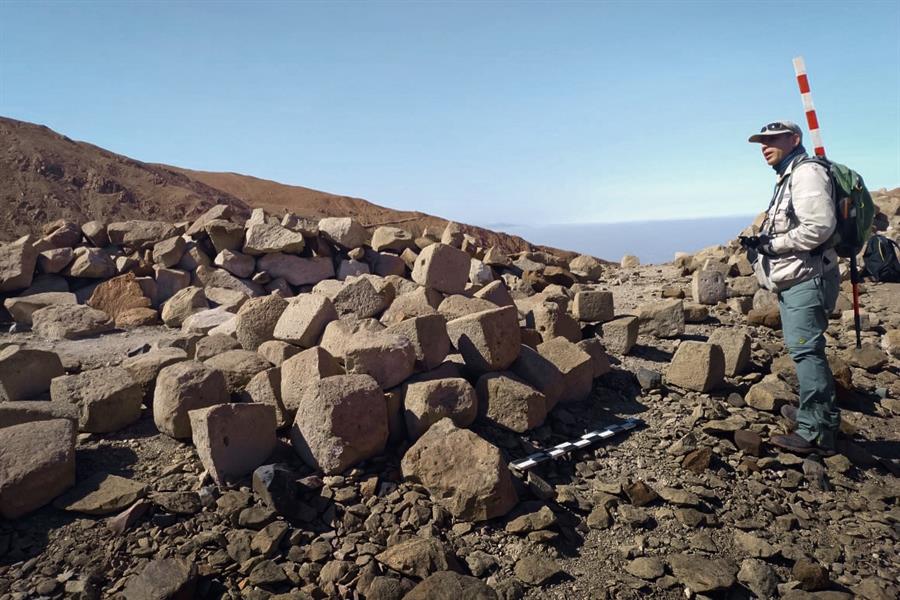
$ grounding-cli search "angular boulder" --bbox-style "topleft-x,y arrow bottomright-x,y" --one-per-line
233,294 -> 288,351
203,350 -> 271,394
385,314 -> 450,371
3,292 -> 77,324
446,306 -> 521,373
160,286 -> 209,327
573,290 -> 615,322
401,418 -> 518,521
0,419 -> 75,519
319,217 -> 368,249
0,236 -> 38,293
476,372 -> 547,432
86,273 -> 152,322
272,293 -> 338,348
243,222 -> 305,256
537,337 -> 593,403
707,329 -> 751,377
31,304 -> 114,340
404,378 -> 478,440
189,403 -> 277,485
0,345 -> 64,401
666,341 -> 725,393
50,367 -> 143,433
256,253 -> 334,286
637,299 -> 685,338
411,243 -> 470,294
510,345 -> 564,410
290,374 -> 388,474
153,361 -> 230,439
280,346 -> 345,414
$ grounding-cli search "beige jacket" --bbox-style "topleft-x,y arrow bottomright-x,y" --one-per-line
753,156 -> 839,292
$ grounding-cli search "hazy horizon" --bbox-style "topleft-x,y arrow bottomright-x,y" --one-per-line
489,214 -> 757,265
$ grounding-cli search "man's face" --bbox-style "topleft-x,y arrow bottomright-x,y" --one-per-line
759,133 -> 801,166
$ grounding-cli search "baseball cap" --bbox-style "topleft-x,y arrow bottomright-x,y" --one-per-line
748,120 -> 803,143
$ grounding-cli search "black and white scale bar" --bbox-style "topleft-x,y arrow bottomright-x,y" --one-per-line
509,418 -> 643,471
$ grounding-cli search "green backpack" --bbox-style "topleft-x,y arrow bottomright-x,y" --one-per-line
797,157 -> 876,257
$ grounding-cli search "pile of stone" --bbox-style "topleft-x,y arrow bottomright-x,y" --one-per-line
0,208 -> 622,525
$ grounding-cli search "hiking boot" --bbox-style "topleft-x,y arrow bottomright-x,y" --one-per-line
780,404 -> 798,430
770,433 -> 836,457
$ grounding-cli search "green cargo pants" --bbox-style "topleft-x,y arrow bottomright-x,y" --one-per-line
777,267 -> 841,448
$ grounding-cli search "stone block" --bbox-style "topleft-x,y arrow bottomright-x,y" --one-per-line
190,403 -> 277,485
411,243 -> 470,294
446,306 -> 521,373
666,341 -> 725,392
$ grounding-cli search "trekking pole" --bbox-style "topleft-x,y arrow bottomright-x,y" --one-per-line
793,56 -> 862,349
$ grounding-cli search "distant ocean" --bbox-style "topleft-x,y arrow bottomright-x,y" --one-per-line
488,215 -> 757,265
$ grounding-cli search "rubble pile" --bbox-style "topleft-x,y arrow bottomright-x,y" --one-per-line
0,197 -> 898,599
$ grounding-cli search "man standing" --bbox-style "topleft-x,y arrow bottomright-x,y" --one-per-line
742,120 -> 840,454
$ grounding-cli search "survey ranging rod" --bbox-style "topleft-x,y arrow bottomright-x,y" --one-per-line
509,417 -> 643,472
792,56 -> 862,349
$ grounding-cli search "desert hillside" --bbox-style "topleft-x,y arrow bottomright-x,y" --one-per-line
0,117 -> 569,258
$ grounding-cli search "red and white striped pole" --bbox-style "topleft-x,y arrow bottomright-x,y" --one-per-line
792,56 -> 826,157
793,56 -> 863,348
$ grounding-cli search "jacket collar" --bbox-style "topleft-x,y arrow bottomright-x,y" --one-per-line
776,153 -> 808,185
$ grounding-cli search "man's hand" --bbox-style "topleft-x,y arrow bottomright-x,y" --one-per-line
739,235 -> 777,257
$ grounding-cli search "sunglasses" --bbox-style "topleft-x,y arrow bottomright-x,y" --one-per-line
760,122 -> 792,133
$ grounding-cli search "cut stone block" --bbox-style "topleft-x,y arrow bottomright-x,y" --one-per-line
666,341 -> 725,393
404,378 -> 478,440
411,243 -> 471,294
342,331 -> 417,389
190,403 -> 277,485
256,253 -> 335,287
0,345 -> 64,401
31,304 -> 114,340
438,295 -> 498,320
380,287 -> 441,326
692,270 -> 727,305
0,236 -> 38,293
280,346 -> 345,416
707,329 -> 751,377
243,223 -> 305,256
401,418 -> 517,522
0,401 -> 79,429
121,347 -> 188,404
233,294 -> 288,351
0,419 -> 75,519
510,345 -> 564,410
50,367 -> 143,433
573,291 -> 615,322
371,226 -> 416,253
4,292 -> 77,325
319,217 -> 368,249
637,299 -> 685,338
242,368 -> 289,428
537,337 -> 593,403
577,337 -> 612,378
203,349 -> 272,394
153,361 -> 230,439
601,316 -> 639,355
290,374 -> 388,474
384,314 -> 450,372
331,277 -> 388,318
476,372 -> 547,433
446,306 -> 521,374
526,301 -> 581,343
254,340 -> 298,367
473,280 -> 515,308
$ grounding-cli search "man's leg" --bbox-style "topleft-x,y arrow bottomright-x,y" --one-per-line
778,274 -> 840,448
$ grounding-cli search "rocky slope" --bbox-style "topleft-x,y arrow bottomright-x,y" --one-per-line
0,199 -> 898,600
0,117 -> 571,259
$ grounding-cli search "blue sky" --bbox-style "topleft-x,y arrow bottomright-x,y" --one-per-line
1,1 -> 898,227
